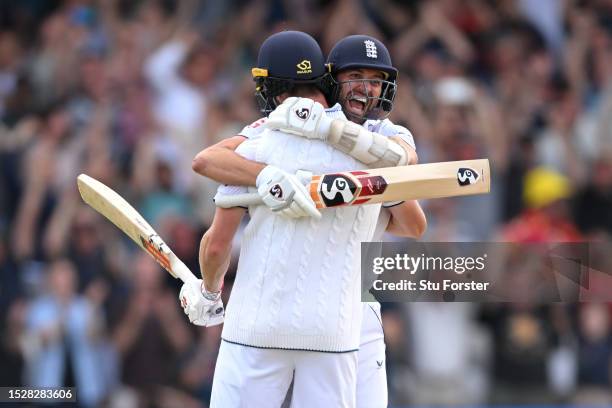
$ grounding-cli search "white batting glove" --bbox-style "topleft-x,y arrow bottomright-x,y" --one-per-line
264,97 -> 332,141
179,279 -> 224,327
256,165 -> 320,219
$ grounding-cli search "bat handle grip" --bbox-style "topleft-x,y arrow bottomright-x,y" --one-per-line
168,253 -> 200,284
215,193 -> 263,208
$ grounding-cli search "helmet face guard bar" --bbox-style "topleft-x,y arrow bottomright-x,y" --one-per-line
333,78 -> 397,122
254,76 -> 293,114
254,73 -> 336,115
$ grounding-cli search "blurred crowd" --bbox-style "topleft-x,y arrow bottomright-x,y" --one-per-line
1,0 -> 611,407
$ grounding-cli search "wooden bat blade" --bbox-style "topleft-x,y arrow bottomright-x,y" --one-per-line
76,174 -> 197,283
214,159 -> 491,209
311,159 -> 491,208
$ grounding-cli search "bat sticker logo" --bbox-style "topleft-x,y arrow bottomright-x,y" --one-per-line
269,184 -> 283,199
457,168 -> 480,186
295,108 -> 310,120
140,235 -> 171,271
319,174 -> 357,206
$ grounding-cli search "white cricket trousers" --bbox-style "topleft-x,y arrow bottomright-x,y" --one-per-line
356,302 -> 388,408
210,340 -> 358,408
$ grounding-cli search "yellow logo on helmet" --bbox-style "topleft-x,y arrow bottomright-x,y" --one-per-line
296,60 -> 312,74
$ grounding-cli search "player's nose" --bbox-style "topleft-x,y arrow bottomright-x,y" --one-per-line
356,79 -> 370,95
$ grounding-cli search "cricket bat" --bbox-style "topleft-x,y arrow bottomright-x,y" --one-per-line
77,174 -> 198,284
215,158 -> 490,209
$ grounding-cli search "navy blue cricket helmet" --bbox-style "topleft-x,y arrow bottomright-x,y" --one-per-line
327,35 -> 398,121
252,31 -> 335,114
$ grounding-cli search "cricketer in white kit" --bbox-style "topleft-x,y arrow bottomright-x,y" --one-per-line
213,100 -> 418,408
209,105 -> 382,407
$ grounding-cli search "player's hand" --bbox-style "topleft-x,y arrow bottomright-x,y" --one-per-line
256,165 -> 320,219
179,279 -> 225,327
264,97 -> 332,141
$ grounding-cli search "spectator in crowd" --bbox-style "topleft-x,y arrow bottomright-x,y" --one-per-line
574,152 -> 612,238
23,258 -> 108,407
577,303 -> 612,386
110,253 -> 193,406
503,167 -> 582,242
0,297 -> 26,387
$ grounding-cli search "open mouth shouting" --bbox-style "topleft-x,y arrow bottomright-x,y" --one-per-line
347,95 -> 368,116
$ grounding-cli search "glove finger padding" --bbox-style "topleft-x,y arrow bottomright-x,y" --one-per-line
256,165 -> 319,218
277,203 -> 298,219
284,203 -> 304,219
181,287 -> 204,323
204,300 -> 225,327
179,281 -> 200,312
264,97 -> 329,140
276,178 -> 319,219
291,181 -> 320,219
179,280 -> 225,326
295,170 -> 313,185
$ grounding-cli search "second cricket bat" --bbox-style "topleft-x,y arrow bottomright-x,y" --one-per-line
77,174 -> 198,284
215,159 -> 490,208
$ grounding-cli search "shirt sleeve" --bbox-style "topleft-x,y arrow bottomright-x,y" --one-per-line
238,117 -> 268,139
215,184 -> 251,199
367,119 -> 416,150
214,137 -> 259,200
371,208 -> 392,240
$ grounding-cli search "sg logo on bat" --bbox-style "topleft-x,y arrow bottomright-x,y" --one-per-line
320,174 -> 356,206
316,172 -> 388,207
457,167 -> 480,186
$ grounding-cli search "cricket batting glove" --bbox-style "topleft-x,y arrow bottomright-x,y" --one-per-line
266,98 -> 407,168
179,279 -> 224,327
256,165 -> 320,219
264,97 -> 332,141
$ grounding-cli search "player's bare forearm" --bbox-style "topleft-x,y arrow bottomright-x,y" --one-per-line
192,136 -> 265,186
383,138 -> 422,236
200,207 -> 245,292
390,136 -> 418,165
200,232 -> 231,292
386,200 -> 427,238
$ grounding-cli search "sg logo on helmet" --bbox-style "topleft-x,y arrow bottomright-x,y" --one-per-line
296,60 -> 312,74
